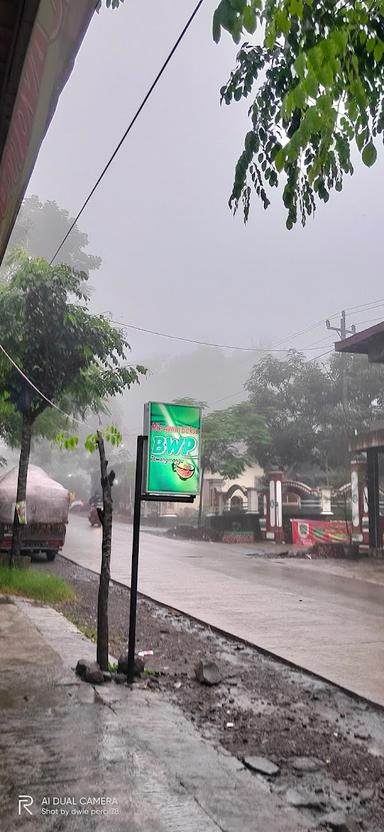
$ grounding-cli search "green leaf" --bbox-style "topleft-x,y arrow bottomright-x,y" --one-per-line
366,37 -> 376,54
303,72 -> 318,98
228,0 -> 246,11
374,41 -> 384,62
85,433 -> 98,453
304,106 -> 322,133
356,128 -> 368,151
283,90 -> 295,119
294,52 -> 306,78
318,64 -> 333,87
307,45 -> 322,72
276,9 -> 290,35
362,141 -> 377,167
245,130 -> 257,153
331,29 -> 348,53
265,22 -> 276,49
243,6 -> 257,33
289,0 -> 303,18
274,148 -> 285,172
212,9 -> 221,42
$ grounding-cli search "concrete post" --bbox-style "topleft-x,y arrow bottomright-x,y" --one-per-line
351,457 -> 368,545
247,487 -> 259,513
367,449 -> 381,551
320,488 -> 332,515
266,470 -> 284,542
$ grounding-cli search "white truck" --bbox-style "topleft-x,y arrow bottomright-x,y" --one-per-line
0,465 -> 70,561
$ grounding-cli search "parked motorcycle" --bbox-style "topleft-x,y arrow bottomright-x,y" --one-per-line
88,504 -> 102,527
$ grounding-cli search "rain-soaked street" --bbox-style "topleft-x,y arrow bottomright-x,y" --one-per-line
64,515 -> 384,706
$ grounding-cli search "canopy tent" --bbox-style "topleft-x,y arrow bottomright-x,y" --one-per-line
0,464 -> 69,524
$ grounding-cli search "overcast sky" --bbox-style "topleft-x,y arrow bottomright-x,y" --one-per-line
26,0 -> 384,377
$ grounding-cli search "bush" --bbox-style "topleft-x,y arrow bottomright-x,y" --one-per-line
166,525 -> 222,542
0,566 -> 75,603
312,543 -> 347,559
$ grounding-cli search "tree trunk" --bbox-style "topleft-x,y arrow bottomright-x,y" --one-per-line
96,431 -> 113,671
10,413 -> 33,567
198,464 -> 206,528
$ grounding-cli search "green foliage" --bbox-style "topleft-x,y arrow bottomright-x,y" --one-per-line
57,424 -> 123,474
104,0 -> 125,8
4,196 -> 101,278
55,433 -> 79,451
173,397 -> 208,410
0,566 -> 75,603
201,402 -> 269,477
0,250 -> 146,437
84,425 -> 122,453
246,351 -> 384,472
214,0 -> 384,226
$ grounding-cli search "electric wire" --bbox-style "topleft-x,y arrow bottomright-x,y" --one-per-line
0,343 -> 82,425
0,300 -> 381,424
49,0 -> 205,265
110,318 -> 337,353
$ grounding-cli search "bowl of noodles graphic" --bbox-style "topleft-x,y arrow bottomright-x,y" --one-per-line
172,459 -> 195,481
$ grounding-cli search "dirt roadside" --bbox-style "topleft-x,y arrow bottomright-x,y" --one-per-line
36,554 -> 384,831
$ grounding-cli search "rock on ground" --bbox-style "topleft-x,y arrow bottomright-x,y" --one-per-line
76,658 -> 104,684
195,660 -> 221,686
243,756 -> 280,777
102,670 -> 112,682
286,787 -> 325,810
84,661 -> 104,685
75,658 -> 90,678
320,811 -> 361,832
291,756 -> 324,773
117,653 -> 145,677
115,673 -> 127,684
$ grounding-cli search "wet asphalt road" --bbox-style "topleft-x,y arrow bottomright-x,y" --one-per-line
63,515 -> 384,706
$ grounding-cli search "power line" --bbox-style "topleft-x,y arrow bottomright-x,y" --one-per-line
111,317 -> 336,353
304,348 -> 334,363
354,314 -> 384,328
49,0 -> 205,265
207,347 -> 336,409
0,343 -> 82,425
114,300 -> 384,357
273,298 -> 384,350
345,297 -> 384,315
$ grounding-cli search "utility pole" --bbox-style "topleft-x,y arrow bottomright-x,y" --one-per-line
326,310 -> 356,342
326,311 -> 356,411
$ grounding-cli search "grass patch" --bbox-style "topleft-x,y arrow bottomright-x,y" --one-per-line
65,613 -> 96,642
0,565 -> 75,604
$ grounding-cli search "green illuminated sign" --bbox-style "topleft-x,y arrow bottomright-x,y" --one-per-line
144,402 -> 201,496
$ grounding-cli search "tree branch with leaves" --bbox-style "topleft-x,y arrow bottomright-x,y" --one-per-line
214,0 -> 384,227
0,250 -> 145,565
199,403 -> 269,525
58,425 -> 123,670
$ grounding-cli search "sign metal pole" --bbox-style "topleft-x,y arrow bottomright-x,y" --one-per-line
127,434 -> 144,684
127,403 -> 201,685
